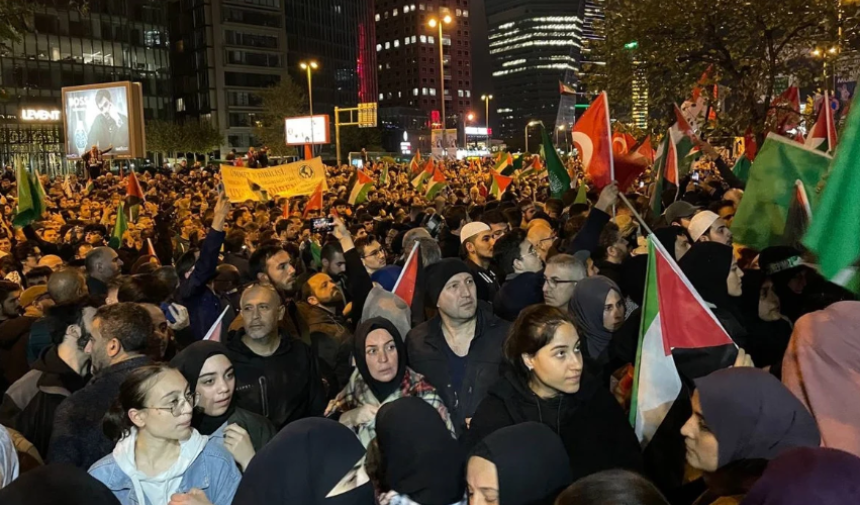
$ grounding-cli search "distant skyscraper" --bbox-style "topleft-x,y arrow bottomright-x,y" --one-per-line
486,0 -> 583,148
285,0 -> 378,115
374,1 -> 474,130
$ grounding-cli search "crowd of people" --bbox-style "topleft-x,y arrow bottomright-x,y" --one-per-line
0,143 -> 857,505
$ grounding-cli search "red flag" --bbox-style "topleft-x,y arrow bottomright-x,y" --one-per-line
126,170 -> 145,206
394,242 -> 422,307
612,132 -> 637,155
304,145 -> 313,161
572,91 -> 614,189
634,136 -> 656,164
559,81 -> 577,96
410,150 -> 423,174
743,127 -> 758,161
769,86 -> 801,135
146,238 -> 157,258
302,181 -> 324,219
674,104 -> 696,138
805,91 -> 838,152
203,307 -> 230,342
614,154 -> 649,192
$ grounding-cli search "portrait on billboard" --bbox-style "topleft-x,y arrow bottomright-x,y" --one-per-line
62,81 -> 144,159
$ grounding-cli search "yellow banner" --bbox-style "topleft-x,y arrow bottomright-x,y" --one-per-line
221,157 -> 328,202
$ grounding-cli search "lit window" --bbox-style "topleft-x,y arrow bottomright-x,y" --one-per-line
463,10 -> 469,17
430,88 -> 436,96
411,35 -> 417,43
394,40 -> 400,47
465,90 -> 471,97
385,42 -> 390,49
384,11 -> 388,18
411,4 -> 416,11
458,89 -> 463,97
422,88 -> 428,95
419,3 -> 425,10
428,36 -> 434,44
393,8 -> 398,16
375,13 -> 380,21
404,37 -> 409,45
379,93 -> 384,100
398,91 -> 402,98
376,44 -> 382,51
403,5 -> 409,12
456,9 -> 462,16
413,88 -> 419,96
420,35 -> 427,43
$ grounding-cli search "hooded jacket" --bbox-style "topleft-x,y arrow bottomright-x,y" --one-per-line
225,329 -> 326,428
467,369 -> 644,482
0,346 -> 89,458
88,429 -> 240,505
296,300 -> 352,375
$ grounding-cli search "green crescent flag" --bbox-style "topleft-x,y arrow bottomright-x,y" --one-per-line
541,125 -> 571,199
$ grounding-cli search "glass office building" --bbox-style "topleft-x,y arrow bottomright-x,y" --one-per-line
0,0 -> 171,174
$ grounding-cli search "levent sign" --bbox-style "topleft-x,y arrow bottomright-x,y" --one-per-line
21,108 -> 61,122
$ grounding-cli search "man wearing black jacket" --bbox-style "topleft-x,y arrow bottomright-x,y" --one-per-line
0,303 -> 93,458
226,284 -> 326,428
406,259 -> 510,436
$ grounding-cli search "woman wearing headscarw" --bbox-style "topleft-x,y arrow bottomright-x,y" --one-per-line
568,275 -> 626,368
368,397 -> 466,505
325,317 -> 453,447
232,418 -> 375,505
681,367 -> 820,505
467,305 -> 643,482
171,341 -> 276,471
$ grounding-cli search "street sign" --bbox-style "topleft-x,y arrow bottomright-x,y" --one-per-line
357,102 -> 378,128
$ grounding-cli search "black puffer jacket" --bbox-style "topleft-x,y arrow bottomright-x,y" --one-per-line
467,368 -> 644,482
406,302 -> 510,436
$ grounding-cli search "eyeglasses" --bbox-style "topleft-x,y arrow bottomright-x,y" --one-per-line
361,248 -> 385,259
544,276 -> 577,289
145,392 -> 199,417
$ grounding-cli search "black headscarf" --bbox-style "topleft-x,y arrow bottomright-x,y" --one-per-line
376,397 -> 465,505
652,226 -> 691,261
170,340 -> 235,435
679,242 -> 737,312
0,464 -> 120,505
569,275 -> 622,361
470,422 -> 572,505
232,418 -> 375,505
354,317 -> 407,403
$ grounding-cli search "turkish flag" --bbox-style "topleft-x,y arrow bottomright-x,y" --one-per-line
573,91 -> 613,189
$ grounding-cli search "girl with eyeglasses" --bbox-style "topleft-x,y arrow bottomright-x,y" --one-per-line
90,364 -> 241,505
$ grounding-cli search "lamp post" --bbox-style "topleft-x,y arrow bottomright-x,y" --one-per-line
811,46 -> 839,93
299,60 -> 318,154
428,15 -> 453,152
525,120 -> 540,153
481,94 -> 493,148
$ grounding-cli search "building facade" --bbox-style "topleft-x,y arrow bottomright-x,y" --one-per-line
374,0 -> 474,132
169,0 -> 288,153
486,0 -> 583,150
0,0 -> 171,174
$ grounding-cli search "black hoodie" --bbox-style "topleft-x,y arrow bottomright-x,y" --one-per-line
467,369 -> 644,482
0,346 -> 89,458
225,329 -> 327,429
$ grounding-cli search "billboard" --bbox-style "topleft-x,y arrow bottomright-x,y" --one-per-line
62,81 -> 146,159
284,115 -> 330,145
431,128 -> 458,158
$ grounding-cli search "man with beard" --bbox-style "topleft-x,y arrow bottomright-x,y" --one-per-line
320,242 -> 348,296
296,273 -> 351,389
47,303 -> 153,468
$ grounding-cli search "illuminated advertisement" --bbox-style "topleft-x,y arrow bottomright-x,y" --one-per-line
62,81 -> 146,159
284,115 -> 330,145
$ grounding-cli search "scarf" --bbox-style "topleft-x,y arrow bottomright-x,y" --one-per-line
169,341 -> 236,435
353,317 -> 407,403
569,275 -> 621,361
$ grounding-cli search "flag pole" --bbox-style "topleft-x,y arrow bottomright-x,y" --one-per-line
617,192 -> 655,237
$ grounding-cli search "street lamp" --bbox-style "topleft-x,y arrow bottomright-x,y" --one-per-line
428,14 -> 453,141
300,60 -> 318,151
481,94 -> 493,147
811,47 -> 839,92
525,120 -> 540,153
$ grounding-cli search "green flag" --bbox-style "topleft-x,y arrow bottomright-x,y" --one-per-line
732,134 -> 831,251
804,93 -> 860,283
573,183 -> 588,205
731,153 -> 752,184
12,166 -> 44,228
541,125 -> 571,199
109,203 -> 128,249
506,154 -> 523,176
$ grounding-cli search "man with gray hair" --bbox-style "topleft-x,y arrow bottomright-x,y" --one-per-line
542,254 -> 587,309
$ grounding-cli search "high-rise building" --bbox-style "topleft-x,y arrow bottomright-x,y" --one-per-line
375,1 -> 474,131
486,1 -> 583,149
578,0 -> 606,90
285,0 -> 378,117
169,0 -> 288,153
0,0 -> 172,173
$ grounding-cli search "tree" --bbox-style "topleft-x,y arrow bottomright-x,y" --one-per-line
183,120 -> 223,159
589,0 -> 860,139
254,77 -> 307,157
146,120 -> 223,161
339,126 -> 384,154
146,120 -> 182,159
1,1 -> 87,50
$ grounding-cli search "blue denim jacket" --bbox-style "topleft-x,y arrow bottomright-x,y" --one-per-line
88,440 -> 241,505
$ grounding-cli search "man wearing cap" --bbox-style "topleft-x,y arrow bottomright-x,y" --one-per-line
664,201 -> 700,228
406,258 -> 510,436
461,221 -> 499,303
688,210 -> 733,246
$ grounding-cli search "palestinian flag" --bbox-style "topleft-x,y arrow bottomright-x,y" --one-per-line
126,170 -> 146,207
653,107 -> 696,187
109,202 -> 128,249
805,91 -> 838,153
559,81 -> 576,96
783,180 -> 813,250
12,166 -> 46,228
424,168 -> 447,200
572,91 -> 614,189
393,241 -> 426,326
507,153 -> 524,176
302,181 -> 324,219
85,180 -> 94,195
348,169 -> 374,206
411,159 -> 435,192
631,236 -> 736,446
489,170 -> 513,199
409,150 -> 423,174
516,155 -> 545,180
768,86 -> 801,135
203,307 -> 230,342
493,151 -> 514,174
731,154 -> 752,184
379,164 -> 389,187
